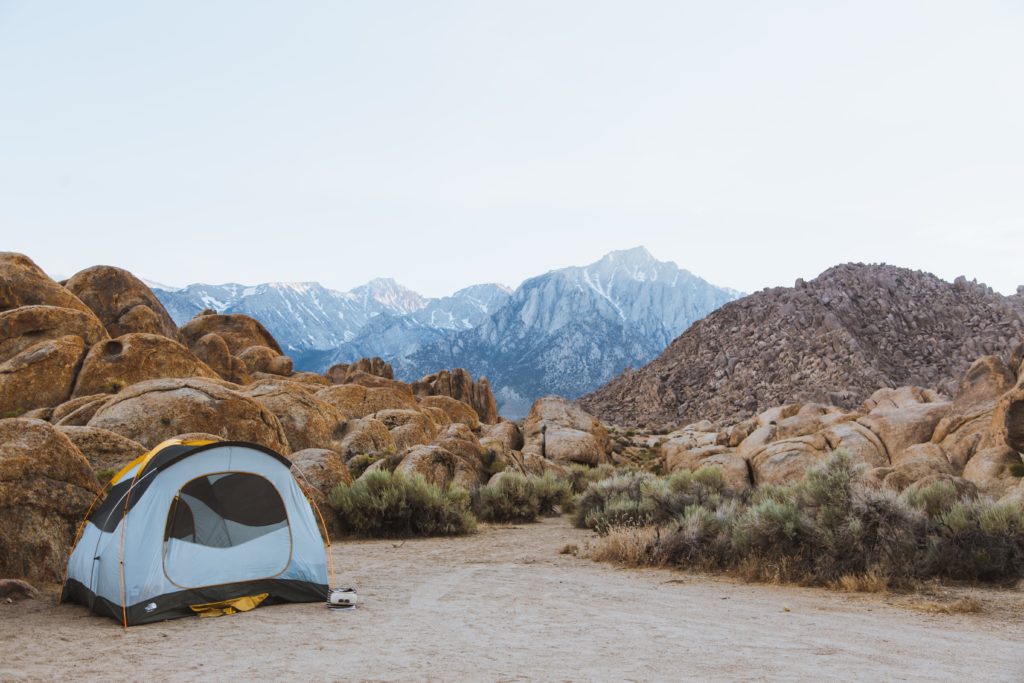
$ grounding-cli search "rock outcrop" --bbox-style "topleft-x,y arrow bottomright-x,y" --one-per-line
374,409 -> 437,451
0,305 -> 107,364
63,265 -> 179,339
290,448 -> 351,537
411,369 -> 499,424
180,311 -> 283,355
326,357 -> 394,384
51,394 -> 111,427
56,426 -> 146,474
177,311 -> 296,386
417,395 -> 480,431
0,418 -> 102,583
582,264 -> 1024,429
0,336 -> 87,416
72,334 -> 219,398
522,397 -> 612,466
189,332 -> 252,384
394,444 -> 484,490
238,380 -> 346,454
0,252 -> 94,315
238,345 -> 293,376
87,377 -> 290,453
651,347 -> 1024,498
336,418 -> 396,460
315,383 -> 416,419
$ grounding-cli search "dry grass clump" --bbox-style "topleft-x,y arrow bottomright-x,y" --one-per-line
577,452 -> 1024,587
328,470 -> 476,537
588,525 -> 661,566
830,570 -> 890,593
910,596 -> 984,614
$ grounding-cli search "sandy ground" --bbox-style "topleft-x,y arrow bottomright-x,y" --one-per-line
2,517 -> 1023,682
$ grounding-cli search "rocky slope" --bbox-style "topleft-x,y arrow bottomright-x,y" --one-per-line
582,264 -> 1024,429
404,247 -> 741,416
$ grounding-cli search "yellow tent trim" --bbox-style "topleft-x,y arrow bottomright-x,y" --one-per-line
110,438 -> 218,485
189,593 -> 269,618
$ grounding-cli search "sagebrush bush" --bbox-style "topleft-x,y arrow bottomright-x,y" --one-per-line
582,452 -> 1024,587
575,466 -> 736,533
476,472 -> 575,522
566,463 -> 617,495
477,472 -> 540,522
574,471 -> 656,532
532,472 -> 574,515
328,470 -> 476,537
346,454 -> 378,480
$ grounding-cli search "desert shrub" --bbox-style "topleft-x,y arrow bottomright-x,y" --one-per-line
328,470 -> 476,537
347,452 -> 403,480
575,465 -> 737,533
646,467 -> 730,523
922,500 -> 1024,581
584,451 -> 1024,587
901,480 -> 962,517
566,463 -> 617,494
477,472 -> 539,522
573,471 -> 657,532
532,473 -> 574,515
346,454 -> 378,480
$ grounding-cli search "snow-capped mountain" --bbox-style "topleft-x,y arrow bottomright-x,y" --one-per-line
152,247 -> 740,417
152,278 -> 510,365
401,247 -> 742,416
303,283 -> 513,369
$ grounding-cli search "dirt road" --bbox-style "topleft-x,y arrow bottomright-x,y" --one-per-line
2,517 -> 1022,681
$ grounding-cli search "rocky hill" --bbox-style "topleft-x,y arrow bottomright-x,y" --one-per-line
404,247 -> 741,416
581,264 -> 1024,429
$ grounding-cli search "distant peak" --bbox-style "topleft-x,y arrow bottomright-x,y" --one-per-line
597,246 -> 658,266
608,245 -> 655,260
453,282 -> 514,297
357,277 -> 403,291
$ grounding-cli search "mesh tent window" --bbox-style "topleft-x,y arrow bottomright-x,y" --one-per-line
163,473 -> 292,588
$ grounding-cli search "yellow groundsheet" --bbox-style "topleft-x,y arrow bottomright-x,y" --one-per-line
188,593 -> 269,618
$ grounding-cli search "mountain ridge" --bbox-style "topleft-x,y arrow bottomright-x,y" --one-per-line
152,247 -> 740,416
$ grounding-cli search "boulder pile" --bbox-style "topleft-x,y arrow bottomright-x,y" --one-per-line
0,251 -> 546,583
650,345 -> 1024,502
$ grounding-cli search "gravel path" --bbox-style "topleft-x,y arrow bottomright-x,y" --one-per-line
2,517 -> 1022,681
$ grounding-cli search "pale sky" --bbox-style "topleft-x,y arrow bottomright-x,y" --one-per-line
1,1 -> 1022,297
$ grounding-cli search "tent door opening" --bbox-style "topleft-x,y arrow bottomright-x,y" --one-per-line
162,472 -> 292,588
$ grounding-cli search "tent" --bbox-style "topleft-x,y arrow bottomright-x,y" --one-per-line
61,439 -> 331,626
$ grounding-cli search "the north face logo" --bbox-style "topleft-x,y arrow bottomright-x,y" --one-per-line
144,602 -> 157,613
